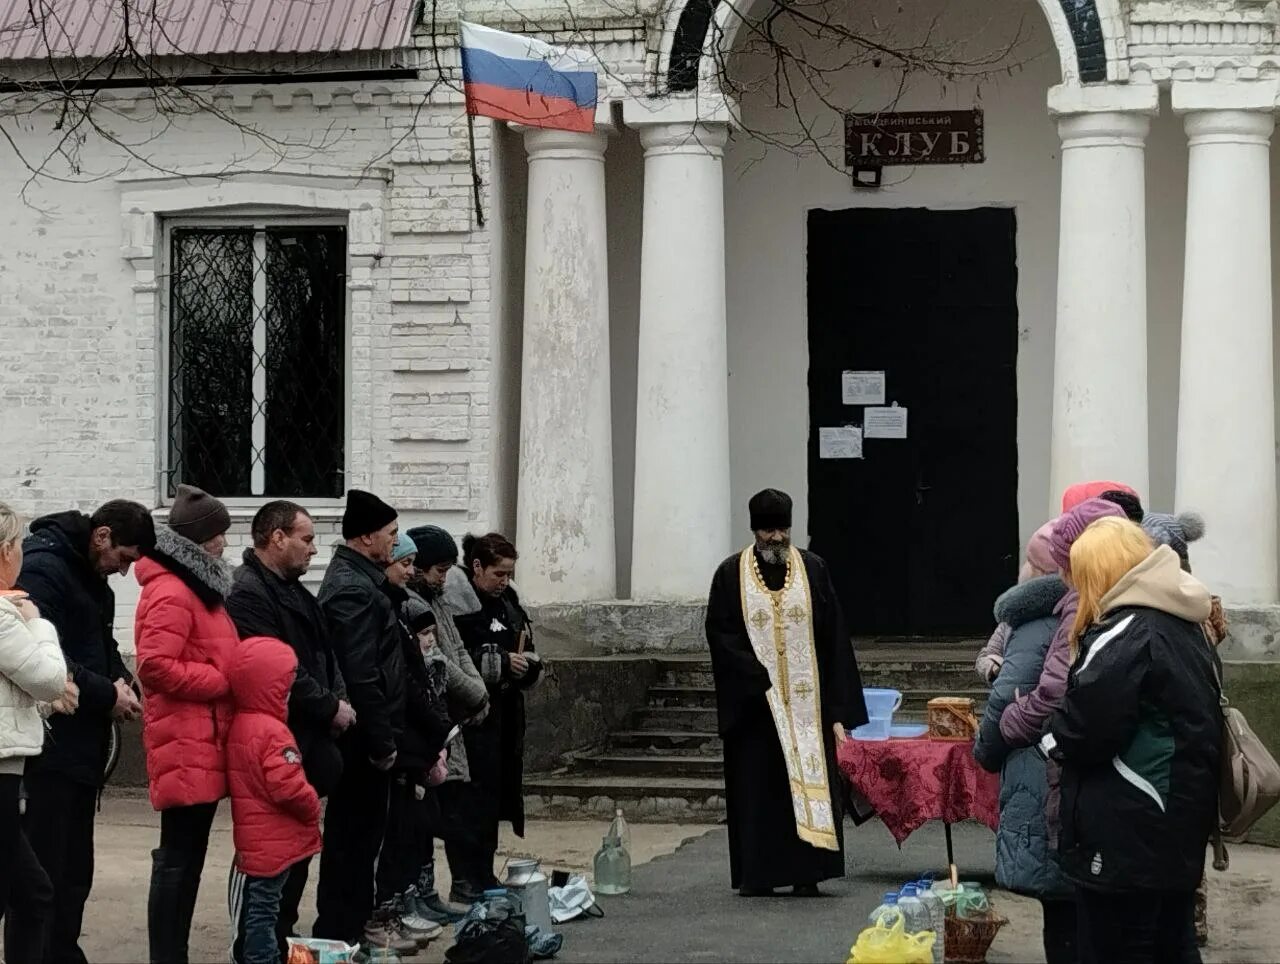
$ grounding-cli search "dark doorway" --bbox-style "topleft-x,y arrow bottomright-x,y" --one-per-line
807,207 -> 1019,637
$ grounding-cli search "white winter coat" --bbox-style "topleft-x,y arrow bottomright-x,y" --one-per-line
0,596 -> 68,762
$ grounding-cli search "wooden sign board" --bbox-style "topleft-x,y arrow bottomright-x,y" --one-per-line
845,110 -> 985,170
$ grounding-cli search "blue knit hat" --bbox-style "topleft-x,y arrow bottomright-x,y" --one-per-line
391,531 -> 417,563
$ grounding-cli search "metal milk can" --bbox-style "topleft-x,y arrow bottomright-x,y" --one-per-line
504,858 -> 554,934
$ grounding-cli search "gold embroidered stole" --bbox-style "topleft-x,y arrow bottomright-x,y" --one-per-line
738,545 -> 838,851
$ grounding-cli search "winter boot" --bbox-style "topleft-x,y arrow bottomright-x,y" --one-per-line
148,848 -> 192,964
362,906 -> 419,955
391,893 -> 444,945
412,865 -> 466,924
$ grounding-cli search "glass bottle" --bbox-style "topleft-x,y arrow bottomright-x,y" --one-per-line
608,807 -> 632,853
593,834 -> 632,895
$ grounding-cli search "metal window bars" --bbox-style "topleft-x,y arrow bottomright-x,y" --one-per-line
167,225 -> 347,499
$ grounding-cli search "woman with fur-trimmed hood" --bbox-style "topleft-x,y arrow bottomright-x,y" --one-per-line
134,484 -> 239,964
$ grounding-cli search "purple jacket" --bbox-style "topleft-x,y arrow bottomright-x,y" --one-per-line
998,590 -> 1077,747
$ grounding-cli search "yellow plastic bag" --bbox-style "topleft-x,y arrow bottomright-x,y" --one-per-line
847,913 -> 935,964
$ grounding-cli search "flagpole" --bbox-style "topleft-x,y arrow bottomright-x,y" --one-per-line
459,19 -> 485,228
466,108 -> 485,229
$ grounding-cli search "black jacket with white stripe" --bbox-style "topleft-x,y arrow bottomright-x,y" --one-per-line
1047,547 -> 1222,894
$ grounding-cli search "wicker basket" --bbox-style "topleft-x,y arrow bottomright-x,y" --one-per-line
927,697 -> 979,740
943,911 -> 1007,964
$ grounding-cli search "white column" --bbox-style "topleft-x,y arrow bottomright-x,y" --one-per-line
631,122 -> 732,600
1173,82 -> 1279,603
1047,85 -> 1157,513
515,127 -> 616,602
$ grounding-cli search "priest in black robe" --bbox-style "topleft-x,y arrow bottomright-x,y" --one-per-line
705,488 -> 868,896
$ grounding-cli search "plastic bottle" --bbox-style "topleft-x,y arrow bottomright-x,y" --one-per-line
593,835 -> 632,895
897,883 -> 931,938
608,807 -> 632,853
914,879 -> 946,964
867,891 -> 902,928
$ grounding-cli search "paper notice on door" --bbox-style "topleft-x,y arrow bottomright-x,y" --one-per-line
864,405 -> 908,439
842,371 -> 886,406
819,426 -> 863,459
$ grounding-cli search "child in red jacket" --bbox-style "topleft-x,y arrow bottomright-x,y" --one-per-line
226,636 -> 323,964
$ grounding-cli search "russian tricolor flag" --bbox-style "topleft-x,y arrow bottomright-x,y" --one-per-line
460,21 -> 598,134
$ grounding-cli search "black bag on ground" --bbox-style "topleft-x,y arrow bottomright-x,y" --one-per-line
445,917 -> 532,964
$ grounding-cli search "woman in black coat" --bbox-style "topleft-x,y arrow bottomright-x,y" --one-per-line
447,532 -> 542,903
1043,518 -> 1220,964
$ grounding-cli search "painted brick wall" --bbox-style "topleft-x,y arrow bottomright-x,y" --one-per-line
0,81 -> 498,650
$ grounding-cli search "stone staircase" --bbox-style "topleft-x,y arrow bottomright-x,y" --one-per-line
524,642 -> 988,822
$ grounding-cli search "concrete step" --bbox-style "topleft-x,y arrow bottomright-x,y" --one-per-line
648,685 -> 716,708
608,729 -> 721,755
657,665 -> 715,689
574,752 -> 723,778
633,706 -> 720,732
523,772 -> 726,822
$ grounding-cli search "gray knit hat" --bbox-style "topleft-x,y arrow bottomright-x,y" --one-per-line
1142,511 -> 1206,572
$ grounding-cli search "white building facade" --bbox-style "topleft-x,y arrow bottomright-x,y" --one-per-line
3,0 -> 1280,644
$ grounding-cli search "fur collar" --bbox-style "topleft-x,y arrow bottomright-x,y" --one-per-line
441,565 -> 482,617
993,574 -> 1068,629
149,527 -> 234,607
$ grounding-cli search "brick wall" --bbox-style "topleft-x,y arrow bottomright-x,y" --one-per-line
0,81 -> 500,648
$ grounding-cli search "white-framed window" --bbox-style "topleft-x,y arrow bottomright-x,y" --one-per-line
163,218 -> 348,500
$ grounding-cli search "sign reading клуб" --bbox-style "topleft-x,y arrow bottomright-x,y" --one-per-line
844,110 -> 984,169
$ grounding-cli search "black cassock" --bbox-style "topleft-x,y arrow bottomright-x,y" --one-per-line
705,547 -> 868,891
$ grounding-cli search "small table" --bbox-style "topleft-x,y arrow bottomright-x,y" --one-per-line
837,735 -> 999,867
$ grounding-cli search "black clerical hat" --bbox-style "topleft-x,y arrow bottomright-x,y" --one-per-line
749,488 -> 793,531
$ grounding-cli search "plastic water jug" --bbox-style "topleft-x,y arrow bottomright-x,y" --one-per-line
853,688 -> 903,741
868,891 -> 902,928
914,880 -> 946,964
897,884 -> 931,937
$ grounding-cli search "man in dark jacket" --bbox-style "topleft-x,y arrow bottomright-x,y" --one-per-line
312,490 -> 407,946
11,501 -> 154,964
225,500 -> 354,947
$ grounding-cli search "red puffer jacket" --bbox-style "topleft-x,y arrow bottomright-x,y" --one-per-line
135,528 -> 237,811
227,636 -> 322,878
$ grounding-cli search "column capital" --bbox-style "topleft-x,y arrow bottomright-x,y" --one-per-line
1172,79 -> 1280,114
518,126 -> 609,162
1182,109 -> 1275,146
1056,111 -> 1151,148
635,121 -> 730,158
1047,82 -> 1159,118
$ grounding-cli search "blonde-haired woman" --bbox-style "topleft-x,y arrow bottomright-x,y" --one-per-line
1041,517 -> 1221,964
0,502 -> 77,962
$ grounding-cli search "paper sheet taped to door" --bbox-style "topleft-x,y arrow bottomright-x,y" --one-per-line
864,406 -> 908,439
819,426 -> 863,459
842,371 -> 885,406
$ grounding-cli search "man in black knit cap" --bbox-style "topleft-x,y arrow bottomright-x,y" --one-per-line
313,490 -> 408,947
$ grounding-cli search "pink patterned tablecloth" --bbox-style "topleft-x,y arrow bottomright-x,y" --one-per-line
837,736 -> 999,844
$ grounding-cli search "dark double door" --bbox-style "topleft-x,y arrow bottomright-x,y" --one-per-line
807,207 -> 1020,637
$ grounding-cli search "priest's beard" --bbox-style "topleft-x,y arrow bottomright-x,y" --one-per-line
756,538 -> 791,566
